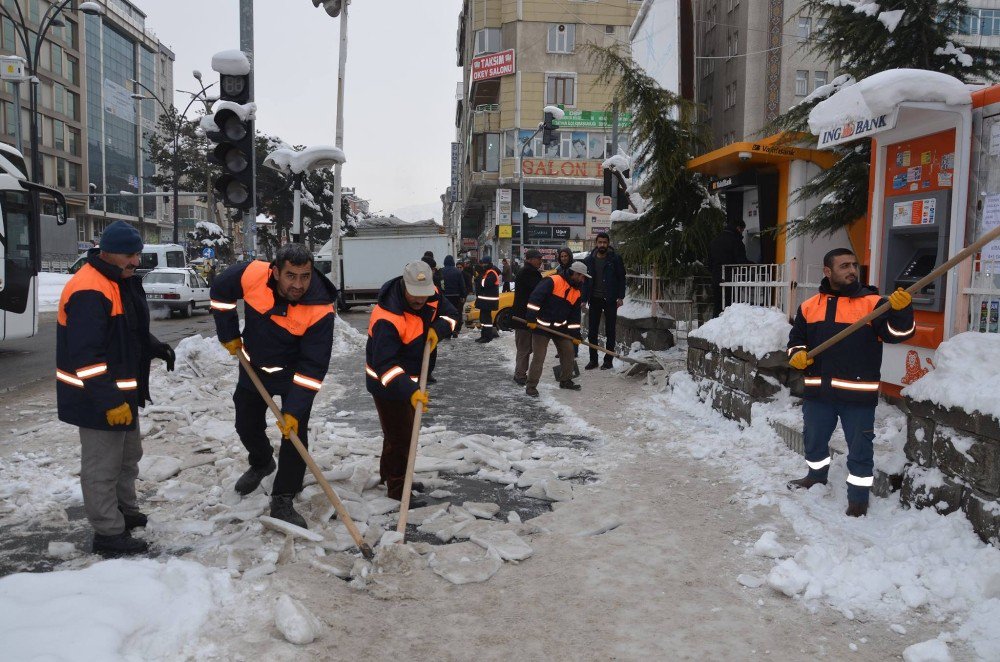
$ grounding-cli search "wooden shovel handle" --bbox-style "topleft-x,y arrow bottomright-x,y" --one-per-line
396,341 -> 433,537
511,316 -> 638,363
807,222 -> 1000,359
237,352 -> 374,559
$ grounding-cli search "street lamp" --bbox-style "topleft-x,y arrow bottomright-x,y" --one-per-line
0,0 -> 104,184
264,145 -> 346,248
130,74 -> 216,244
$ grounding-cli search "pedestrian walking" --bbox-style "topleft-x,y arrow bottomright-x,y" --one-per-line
707,220 -> 751,318
583,232 -> 626,370
210,243 -> 337,528
366,261 -> 459,503
475,256 -> 502,343
786,248 -> 915,517
502,258 -> 512,293
510,249 -> 544,385
523,261 -> 589,396
441,255 -> 467,338
56,220 -> 175,557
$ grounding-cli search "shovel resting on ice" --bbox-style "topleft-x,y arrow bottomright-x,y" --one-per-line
512,317 -> 659,370
236,352 -> 374,560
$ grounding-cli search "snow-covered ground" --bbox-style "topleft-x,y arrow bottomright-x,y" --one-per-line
0,318 -> 997,659
37,271 -> 72,313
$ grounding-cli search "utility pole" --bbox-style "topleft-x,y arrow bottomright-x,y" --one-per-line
240,0 -> 257,259
329,0 -> 349,288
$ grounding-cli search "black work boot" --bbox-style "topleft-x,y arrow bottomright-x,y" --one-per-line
525,385 -> 539,397
92,531 -> 148,558
235,458 -> 276,495
846,501 -> 869,517
119,508 -> 148,530
600,359 -> 614,370
584,360 -> 599,370
270,494 -> 307,529
786,475 -> 828,490
513,376 -> 527,386
559,380 -> 582,391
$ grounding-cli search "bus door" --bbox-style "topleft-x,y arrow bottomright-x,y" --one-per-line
0,190 -> 37,340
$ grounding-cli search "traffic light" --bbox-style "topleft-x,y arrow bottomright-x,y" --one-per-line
542,111 -> 560,147
208,72 -> 253,210
311,0 -> 342,17
615,169 -> 631,211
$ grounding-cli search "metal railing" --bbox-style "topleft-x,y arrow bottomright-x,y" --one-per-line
624,269 -> 708,340
964,258 -> 1000,334
720,260 -> 821,316
39,253 -> 79,273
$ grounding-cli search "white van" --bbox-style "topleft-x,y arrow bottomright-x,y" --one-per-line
138,243 -> 186,274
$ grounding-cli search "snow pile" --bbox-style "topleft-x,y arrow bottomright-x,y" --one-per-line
602,154 -> 630,171
688,303 -> 791,358
801,74 -> 856,106
617,296 -> 653,320
37,271 -> 72,312
808,69 -> 971,134
0,558 -> 237,660
902,332 -> 1000,422
644,371 -> 1000,659
935,42 -> 974,68
609,209 -> 642,222
211,49 -> 251,76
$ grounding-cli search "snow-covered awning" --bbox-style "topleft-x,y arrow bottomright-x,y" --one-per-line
809,69 -> 972,148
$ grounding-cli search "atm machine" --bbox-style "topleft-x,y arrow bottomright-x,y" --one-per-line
880,188 -> 952,311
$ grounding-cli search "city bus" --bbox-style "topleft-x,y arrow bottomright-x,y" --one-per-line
0,143 -> 69,342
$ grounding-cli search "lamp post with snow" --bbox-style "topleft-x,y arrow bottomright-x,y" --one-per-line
0,1 -> 105,183
518,105 -> 564,254
264,145 -> 347,250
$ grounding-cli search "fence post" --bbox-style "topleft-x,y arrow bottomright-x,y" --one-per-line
786,258 -> 797,318
650,265 -> 658,317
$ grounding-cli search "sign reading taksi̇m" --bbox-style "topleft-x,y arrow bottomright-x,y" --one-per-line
816,109 -> 899,149
471,49 -> 515,83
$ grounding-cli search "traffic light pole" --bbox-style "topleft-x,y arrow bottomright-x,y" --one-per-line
329,1 -> 349,288
240,0 -> 256,259
518,125 -> 542,258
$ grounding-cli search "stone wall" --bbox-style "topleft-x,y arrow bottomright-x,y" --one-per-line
686,336 -> 797,424
901,398 -> 1000,546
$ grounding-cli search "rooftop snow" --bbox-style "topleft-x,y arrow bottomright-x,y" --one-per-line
902,332 -> 1000,422
808,69 -> 971,134
211,49 -> 251,76
689,303 -> 792,358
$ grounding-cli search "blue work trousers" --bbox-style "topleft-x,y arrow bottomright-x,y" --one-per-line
803,398 -> 875,504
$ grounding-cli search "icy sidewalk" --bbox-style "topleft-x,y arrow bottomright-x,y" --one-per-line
628,369 -> 1000,661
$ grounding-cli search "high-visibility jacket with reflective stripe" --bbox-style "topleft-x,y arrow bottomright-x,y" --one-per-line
788,279 -> 915,405
475,267 -> 501,312
525,273 -> 583,334
56,254 -> 155,430
210,260 -> 336,420
366,276 -> 459,401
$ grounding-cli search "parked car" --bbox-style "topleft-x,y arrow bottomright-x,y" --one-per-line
143,268 -> 211,318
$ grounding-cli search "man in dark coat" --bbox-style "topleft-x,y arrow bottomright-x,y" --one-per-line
441,255 -> 466,338
475,256 -> 502,342
56,221 -> 175,557
524,261 -> 588,395
510,249 -> 544,385
582,232 -> 626,370
501,258 -> 512,293
707,220 -> 750,318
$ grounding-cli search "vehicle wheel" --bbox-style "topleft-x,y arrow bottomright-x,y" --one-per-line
181,301 -> 193,318
494,307 -> 513,332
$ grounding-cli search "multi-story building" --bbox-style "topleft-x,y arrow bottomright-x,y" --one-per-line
0,0 -> 174,246
448,0 -> 641,262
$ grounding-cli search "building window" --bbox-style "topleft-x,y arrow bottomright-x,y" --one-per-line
961,8 -> 1000,35
547,24 -> 575,53
66,90 -> 79,120
51,43 -> 63,77
66,55 -> 78,85
68,127 -> 80,156
546,74 -> 576,106
472,133 -> 500,172
725,82 -> 737,109
2,100 -> 14,136
53,82 -> 64,115
797,16 -> 812,42
795,70 -> 809,96
703,51 -> 715,77
814,70 -> 828,91
474,28 -> 501,55
816,17 -> 827,33
53,119 -> 64,151
56,157 -> 66,188
727,30 -> 739,58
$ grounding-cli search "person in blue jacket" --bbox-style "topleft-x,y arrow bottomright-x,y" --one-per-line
582,232 -> 626,370
786,248 -> 915,517
441,255 -> 466,338
56,221 -> 174,557
366,261 -> 459,503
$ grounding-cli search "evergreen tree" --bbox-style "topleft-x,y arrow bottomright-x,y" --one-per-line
145,107 -> 218,202
186,221 -> 233,262
772,0 -> 1000,237
588,45 -> 725,279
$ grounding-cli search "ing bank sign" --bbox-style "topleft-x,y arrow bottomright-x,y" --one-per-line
816,109 -> 899,149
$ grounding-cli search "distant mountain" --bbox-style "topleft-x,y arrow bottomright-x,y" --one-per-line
389,201 -> 442,223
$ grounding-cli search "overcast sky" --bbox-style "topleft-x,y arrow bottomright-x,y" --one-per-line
133,0 -> 463,218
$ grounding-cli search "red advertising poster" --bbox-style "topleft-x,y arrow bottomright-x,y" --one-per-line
471,49 -> 515,82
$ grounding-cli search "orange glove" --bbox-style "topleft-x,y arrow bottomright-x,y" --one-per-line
572,337 -> 582,346
427,328 -> 439,353
222,337 -> 243,356
277,413 -> 299,438
106,403 -> 133,426
410,389 -> 430,410
789,350 -> 814,371
888,288 -> 912,311
526,321 -> 537,330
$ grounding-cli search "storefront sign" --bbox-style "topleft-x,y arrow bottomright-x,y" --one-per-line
497,224 -> 512,239
556,110 -> 633,129
817,109 -> 899,148
527,226 -> 552,239
450,142 -> 460,201
552,226 -> 570,239
590,226 -> 609,236
522,159 -> 602,178
471,49 -> 515,82
462,238 -> 478,249
495,188 -> 512,226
